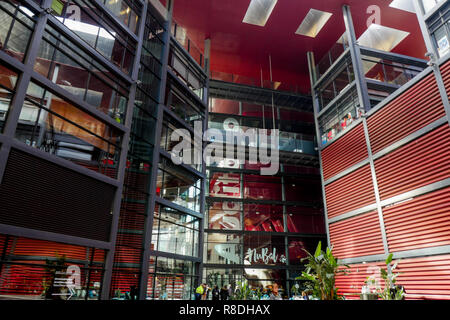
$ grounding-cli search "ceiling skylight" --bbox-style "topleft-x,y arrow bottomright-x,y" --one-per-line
357,24 -> 410,52
295,9 -> 333,38
389,0 -> 416,13
242,0 -> 278,27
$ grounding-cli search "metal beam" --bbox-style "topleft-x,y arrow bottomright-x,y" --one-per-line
138,0 -> 174,299
342,5 -> 371,112
307,51 -> 331,248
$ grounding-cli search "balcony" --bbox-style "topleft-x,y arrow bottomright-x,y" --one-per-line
313,42 -> 428,146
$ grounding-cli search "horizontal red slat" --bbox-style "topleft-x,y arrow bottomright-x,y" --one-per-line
321,123 -> 368,181
367,72 -> 445,153
375,124 -> 450,200
383,187 -> 450,252
441,59 -> 450,93
329,211 -> 384,259
336,254 -> 450,300
325,164 -> 376,219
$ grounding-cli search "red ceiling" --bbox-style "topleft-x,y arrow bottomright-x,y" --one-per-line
171,0 -> 427,94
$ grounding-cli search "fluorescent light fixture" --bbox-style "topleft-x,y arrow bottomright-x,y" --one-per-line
242,0 -> 278,27
19,6 -> 34,17
56,17 -> 116,40
357,24 -> 409,52
295,9 -> 333,38
389,0 -> 415,13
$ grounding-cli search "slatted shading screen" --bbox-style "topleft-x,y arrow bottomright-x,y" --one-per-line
383,187 -> 450,252
335,261 -> 386,299
367,72 -> 445,154
329,211 -> 385,259
321,123 -> 368,181
396,254 -> 450,300
114,233 -> 143,265
325,164 -> 376,219
375,124 -> 450,200
441,59 -> 450,92
0,149 -> 115,242
110,269 -> 140,296
0,235 -> 105,298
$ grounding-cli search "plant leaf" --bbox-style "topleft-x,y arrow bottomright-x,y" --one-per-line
385,253 -> 393,265
315,241 -> 322,258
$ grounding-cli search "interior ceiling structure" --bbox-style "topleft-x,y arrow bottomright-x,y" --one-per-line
171,0 -> 427,94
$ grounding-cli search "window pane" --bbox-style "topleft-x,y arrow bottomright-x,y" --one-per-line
16,82 -> 122,178
0,64 -> 18,132
0,2 -> 35,62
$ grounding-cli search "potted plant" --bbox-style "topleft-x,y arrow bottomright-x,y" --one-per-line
380,253 -> 405,300
231,280 -> 252,300
359,253 -> 405,300
296,241 -> 349,300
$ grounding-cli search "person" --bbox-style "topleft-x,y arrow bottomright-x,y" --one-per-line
220,286 -> 229,300
270,283 -> 282,300
201,284 -> 209,300
227,284 -> 233,298
301,291 -> 309,300
195,283 -> 205,301
129,285 -> 138,300
212,285 -> 220,300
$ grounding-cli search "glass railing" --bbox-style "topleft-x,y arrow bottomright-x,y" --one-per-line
171,20 -> 204,68
362,55 -> 423,87
207,121 -> 317,156
210,71 -> 302,94
315,39 -> 349,79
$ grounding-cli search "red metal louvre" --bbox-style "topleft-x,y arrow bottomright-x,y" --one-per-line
375,124 -> 450,200
367,72 -> 445,154
383,187 -> 450,252
325,164 -> 376,219
329,211 -> 385,259
114,233 -> 143,264
335,261 -> 385,299
110,269 -> 140,295
396,254 -> 450,300
441,59 -> 450,92
321,123 -> 368,181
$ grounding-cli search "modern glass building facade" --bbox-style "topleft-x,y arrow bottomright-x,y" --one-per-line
203,86 -> 326,297
0,0 -> 448,300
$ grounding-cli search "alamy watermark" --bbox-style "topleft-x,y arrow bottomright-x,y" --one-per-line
169,118 -> 280,175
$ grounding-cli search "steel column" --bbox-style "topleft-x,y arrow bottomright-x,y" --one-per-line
138,0 -> 174,300
307,51 -> 331,248
100,0 -> 149,300
342,5 -> 371,112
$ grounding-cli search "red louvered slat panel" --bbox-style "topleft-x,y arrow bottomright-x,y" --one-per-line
329,211 -> 384,259
441,59 -> 450,92
335,262 -> 386,299
375,124 -> 450,200
110,269 -> 140,296
114,233 -> 143,264
336,255 -> 450,300
383,187 -> 450,252
396,254 -> 450,300
325,164 -> 376,219
12,238 -> 87,260
321,123 -> 368,181
367,73 -> 445,153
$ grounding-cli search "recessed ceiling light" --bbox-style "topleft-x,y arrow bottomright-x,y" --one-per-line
295,9 -> 333,38
389,0 -> 416,13
357,24 -> 409,52
242,0 -> 278,27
